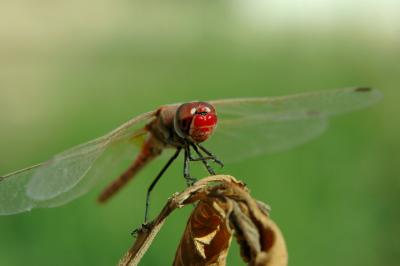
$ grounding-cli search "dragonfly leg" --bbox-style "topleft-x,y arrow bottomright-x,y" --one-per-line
197,143 -> 224,167
184,146 -> 197,186
190,144 -> 216,175
185,145 -> 217,163
144,148 -> 181,224
186,155 -> 217,161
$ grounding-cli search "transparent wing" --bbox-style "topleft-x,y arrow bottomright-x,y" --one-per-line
208,87 -> 382,163
0,111 -> 156,215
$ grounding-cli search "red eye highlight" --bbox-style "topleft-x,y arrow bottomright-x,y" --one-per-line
193,113 -> 217,128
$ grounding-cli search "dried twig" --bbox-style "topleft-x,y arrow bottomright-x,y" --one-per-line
118,175 -> 287,266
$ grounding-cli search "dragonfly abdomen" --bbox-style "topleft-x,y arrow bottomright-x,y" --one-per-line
97,136 -> 163,203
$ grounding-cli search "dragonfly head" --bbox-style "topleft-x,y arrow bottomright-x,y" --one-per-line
174,102 -> 217,143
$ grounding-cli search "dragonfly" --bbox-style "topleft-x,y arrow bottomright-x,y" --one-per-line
0,87 -> 381,222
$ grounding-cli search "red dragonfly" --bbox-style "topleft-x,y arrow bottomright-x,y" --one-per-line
0,87 -> 381,221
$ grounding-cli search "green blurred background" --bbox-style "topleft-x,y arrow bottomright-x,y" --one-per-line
0,1 -> 399,265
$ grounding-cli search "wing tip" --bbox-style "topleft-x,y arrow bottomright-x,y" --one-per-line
354,86 -> 382,95
354,87 -> 372,92
0,207 -> 28,216
353,86 -> 383,101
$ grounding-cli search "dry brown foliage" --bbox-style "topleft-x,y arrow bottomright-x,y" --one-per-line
119,175 -> 287,266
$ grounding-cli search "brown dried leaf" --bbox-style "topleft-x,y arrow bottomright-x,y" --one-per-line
118,175 -> 287,266
173,200 -> 233,266
119,175 -> 240,266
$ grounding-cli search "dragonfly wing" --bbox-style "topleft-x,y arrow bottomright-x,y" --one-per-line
208,87 -> 382,163
36,130 -> 148,209
206,116 -> 328,163
0,111 -> 155,215
0,138 -> 108,215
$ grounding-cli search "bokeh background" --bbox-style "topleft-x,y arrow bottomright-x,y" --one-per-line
0,1 -> 399,265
